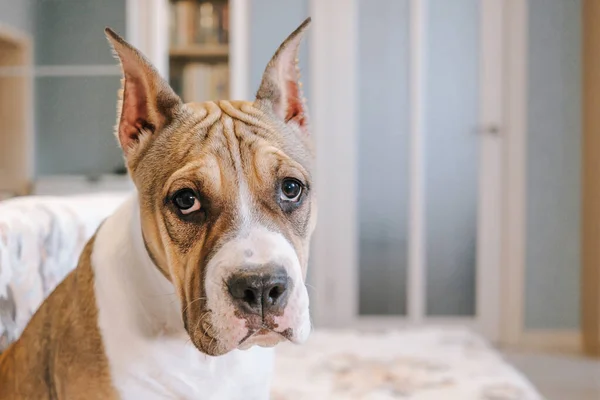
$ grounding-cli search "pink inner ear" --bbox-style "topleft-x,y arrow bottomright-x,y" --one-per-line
284,80 -> 306,127
119,75 -> 154,149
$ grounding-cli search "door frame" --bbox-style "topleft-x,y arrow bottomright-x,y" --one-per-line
308,0 -> 359,328
309,0 -> 507,342
500,0 -> 528,348
126,0 -> 170,78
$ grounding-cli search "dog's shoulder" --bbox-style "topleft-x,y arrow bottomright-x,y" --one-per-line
0,235 -> 119,400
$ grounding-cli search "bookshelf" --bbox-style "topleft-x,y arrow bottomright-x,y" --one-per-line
168,0 -> 230,103
169,44 -> 229,58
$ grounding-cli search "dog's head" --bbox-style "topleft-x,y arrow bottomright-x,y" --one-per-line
105,19 -> 315,356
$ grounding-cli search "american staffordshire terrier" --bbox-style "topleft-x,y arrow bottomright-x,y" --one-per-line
0,18 -> 315,400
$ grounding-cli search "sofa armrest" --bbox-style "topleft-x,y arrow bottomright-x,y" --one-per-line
0,192 -> 128,351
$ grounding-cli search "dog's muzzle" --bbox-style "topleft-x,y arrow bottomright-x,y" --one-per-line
203,227 -> 311,353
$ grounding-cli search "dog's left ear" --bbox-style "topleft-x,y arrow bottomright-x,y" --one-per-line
255,18 -> 311,134
105,28 -> 182,159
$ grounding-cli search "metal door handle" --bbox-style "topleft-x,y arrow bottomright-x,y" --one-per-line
474,124 -> 500,136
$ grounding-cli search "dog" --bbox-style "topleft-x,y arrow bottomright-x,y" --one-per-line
0,18 -> 315,399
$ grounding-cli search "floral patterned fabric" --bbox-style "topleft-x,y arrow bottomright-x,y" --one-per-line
272,328 -> 545,400
0,192 -> 129,352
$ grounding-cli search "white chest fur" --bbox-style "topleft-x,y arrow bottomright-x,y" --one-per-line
92,195 -> 274,399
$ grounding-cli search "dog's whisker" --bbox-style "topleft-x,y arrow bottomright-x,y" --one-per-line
149,291 -> 177,298
182,296 -> 208,316
208,335 -> 216,355
192,311 -> 210,335
304,283 -> 317,293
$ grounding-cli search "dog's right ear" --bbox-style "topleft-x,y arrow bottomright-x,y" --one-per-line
105,28 -> 181,159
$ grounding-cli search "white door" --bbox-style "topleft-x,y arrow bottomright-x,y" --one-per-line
310,0 -> 504,342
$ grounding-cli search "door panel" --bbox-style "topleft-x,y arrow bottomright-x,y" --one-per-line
311,0 -> 502,340
357,0 -> 411,316
425,0 -> 480,316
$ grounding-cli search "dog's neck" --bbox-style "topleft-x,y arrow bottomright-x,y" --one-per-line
92,195 -> 275,399
93,194 -> 185,339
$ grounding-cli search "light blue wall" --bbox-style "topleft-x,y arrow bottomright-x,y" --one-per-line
526,0 -> 582,329
35,76 -> 124,176
34,0 -> 126,176
250,0 -> 309,102
35,0 -> 125,66
0,0 -> 35,35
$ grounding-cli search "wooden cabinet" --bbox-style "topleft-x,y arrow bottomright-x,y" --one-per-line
0,27 -> 33,198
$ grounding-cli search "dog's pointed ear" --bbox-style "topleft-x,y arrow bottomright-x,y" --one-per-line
105,28 -> 182,157
255,18 -> 311,134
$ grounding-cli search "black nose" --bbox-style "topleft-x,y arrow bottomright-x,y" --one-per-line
227,267 -> 291,316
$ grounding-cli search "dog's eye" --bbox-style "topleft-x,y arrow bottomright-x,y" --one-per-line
280,178 -> 303,201
173,189 -> 201,215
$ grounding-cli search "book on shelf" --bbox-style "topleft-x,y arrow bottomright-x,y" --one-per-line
170,0 -> 230,47
173,0 -> 196,47
219,2 -> 229,43
182,63 -> 229,103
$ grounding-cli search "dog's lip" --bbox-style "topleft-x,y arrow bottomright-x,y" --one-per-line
238,326 -> 290,345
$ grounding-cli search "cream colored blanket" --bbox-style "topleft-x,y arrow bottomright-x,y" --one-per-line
272,328 -> 544,400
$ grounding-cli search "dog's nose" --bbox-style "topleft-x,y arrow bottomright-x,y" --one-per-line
227,268 -> 290,315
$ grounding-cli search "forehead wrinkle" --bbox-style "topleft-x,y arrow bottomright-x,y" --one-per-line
183,101 -> 222,128
220,113 -> 257,229
221,99 -> 314,174
244,139 -> 267,188
220,114 -> 244,171
243,118 -> 313,176
168,110 -> 221,163
138,107 -> 219,195
159,103 -> 215,154
221,100 -> 291,149
156,122 -> 230,200
219,100 -> 272,132
162,157 -> 221,195
257,143 -> 311,182
156,102 -> 223,171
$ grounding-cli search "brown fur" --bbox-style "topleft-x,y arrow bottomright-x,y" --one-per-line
0,236 -> 118,399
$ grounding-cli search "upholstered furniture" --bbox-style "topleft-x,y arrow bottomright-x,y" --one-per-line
0,192 -> 128,350
0,193 -> 544,399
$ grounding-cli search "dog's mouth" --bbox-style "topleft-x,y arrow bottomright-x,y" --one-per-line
237,325 -> 292,349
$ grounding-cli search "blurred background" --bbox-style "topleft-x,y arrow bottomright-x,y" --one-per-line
0,0 -> 598,398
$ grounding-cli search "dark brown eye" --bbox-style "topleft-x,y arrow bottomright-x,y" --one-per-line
280,179 -> 302,201
173,189 -> 201,214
